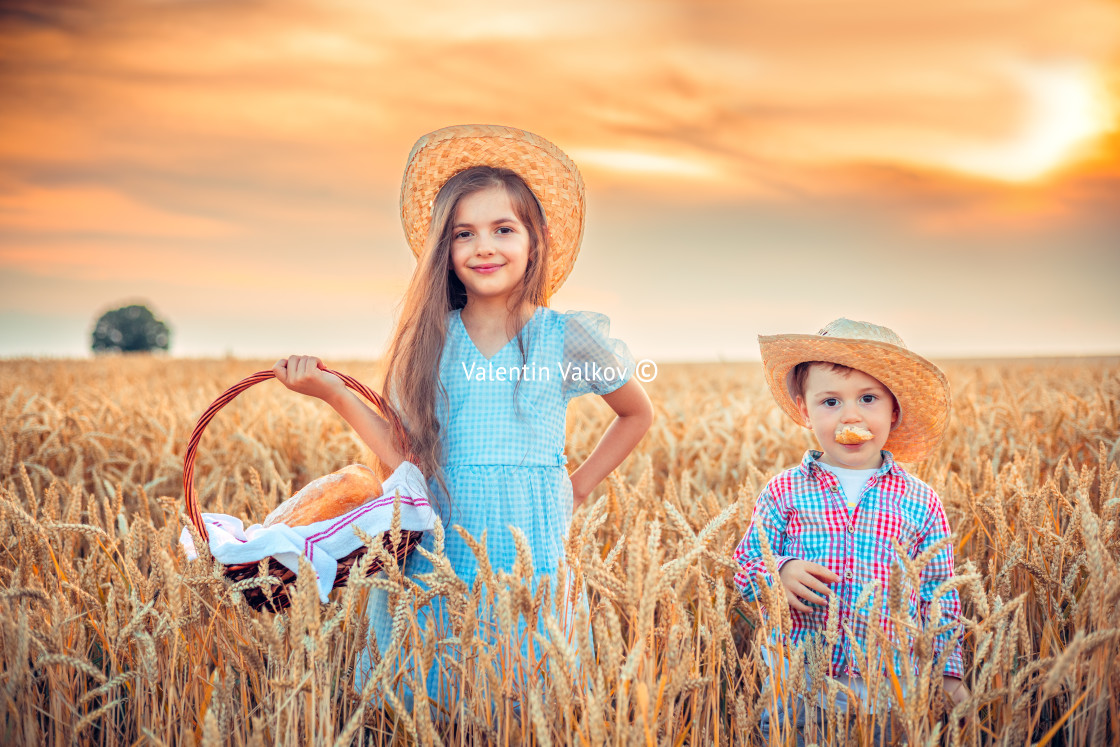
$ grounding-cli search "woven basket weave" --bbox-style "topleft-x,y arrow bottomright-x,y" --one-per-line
182,369 -> 424,612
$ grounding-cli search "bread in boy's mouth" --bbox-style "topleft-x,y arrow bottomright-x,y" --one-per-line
835,425 -> 874,445
263,463 -> 383,528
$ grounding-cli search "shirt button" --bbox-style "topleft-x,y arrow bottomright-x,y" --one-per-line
847,524 -> 855,533
845,571 -> 854,580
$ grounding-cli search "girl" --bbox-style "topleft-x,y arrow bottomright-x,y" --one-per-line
274,124 -> 653,708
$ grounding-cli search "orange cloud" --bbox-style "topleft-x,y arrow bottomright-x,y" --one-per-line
1,0 -> 1118,358
4,0 -> 1116,190
0,185 -> 233,237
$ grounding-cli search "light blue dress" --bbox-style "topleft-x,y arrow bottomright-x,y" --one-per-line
359,306 -> 634,707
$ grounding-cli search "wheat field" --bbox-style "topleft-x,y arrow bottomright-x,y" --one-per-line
1,356 -> 1117,746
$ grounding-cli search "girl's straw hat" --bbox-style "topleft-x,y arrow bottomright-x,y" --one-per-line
400,124 -> 586,297
759,318 -> 951,463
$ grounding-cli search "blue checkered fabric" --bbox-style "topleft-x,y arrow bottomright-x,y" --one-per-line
360,307 -> 633,703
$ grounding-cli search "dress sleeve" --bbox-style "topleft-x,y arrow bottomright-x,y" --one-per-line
561,310 -> 636,401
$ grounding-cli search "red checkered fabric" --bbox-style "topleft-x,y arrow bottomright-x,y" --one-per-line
734,450 -> 964,678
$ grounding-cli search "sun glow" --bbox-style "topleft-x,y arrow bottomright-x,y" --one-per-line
941,61 -> 1113,183
567,149 -> 714,178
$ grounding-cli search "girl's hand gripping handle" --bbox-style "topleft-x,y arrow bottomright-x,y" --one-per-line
273,355 -> 409,471
273,355 -> 347,400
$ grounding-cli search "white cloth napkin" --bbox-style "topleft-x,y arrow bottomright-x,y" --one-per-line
180,461 -> 436,602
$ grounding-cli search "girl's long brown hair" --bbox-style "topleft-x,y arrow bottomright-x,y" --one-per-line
383,166 -> 551,505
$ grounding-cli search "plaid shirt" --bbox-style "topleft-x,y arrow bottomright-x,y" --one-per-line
733,450 -> 964,679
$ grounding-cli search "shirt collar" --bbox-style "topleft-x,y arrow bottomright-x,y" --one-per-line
797,449 -> 907,478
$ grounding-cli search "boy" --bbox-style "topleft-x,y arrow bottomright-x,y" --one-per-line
733,318 -> 967,742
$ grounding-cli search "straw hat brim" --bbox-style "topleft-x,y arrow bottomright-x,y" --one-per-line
759,333 -> 951,463
400,124 -> 585,297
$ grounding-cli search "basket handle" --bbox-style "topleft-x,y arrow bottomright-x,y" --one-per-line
182,368 -> 415,542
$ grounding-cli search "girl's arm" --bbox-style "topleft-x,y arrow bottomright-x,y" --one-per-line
273,356 -> 408,469
568,377 -> 654,508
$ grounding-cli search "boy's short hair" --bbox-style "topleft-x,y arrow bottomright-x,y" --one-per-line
791,361 -> 857,400
791,360 -> 900,411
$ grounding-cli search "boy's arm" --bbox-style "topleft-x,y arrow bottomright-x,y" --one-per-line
915,489 -> 965,679
733,482 -> 794,601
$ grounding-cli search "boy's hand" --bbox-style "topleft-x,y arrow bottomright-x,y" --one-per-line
273,355 -> 346,402
777,559 -> 839,612
944,676 -> 969,706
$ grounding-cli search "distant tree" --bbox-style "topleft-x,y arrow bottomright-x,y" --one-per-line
91,304 -> 171,354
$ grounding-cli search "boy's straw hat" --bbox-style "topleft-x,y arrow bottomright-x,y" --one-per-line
759,318 -> 951,463
400,124 -> 585,297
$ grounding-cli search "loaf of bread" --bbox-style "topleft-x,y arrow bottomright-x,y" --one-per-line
835,425 -> 874,445
263,464 -> 384,528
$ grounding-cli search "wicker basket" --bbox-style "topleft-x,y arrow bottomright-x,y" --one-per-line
182,368 -> 425,612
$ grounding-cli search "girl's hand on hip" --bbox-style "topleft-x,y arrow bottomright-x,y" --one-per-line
273,355 -> 346,401
570,472 -> 592,510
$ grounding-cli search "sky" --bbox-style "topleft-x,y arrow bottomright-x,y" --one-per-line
1,0 -> 1118,362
